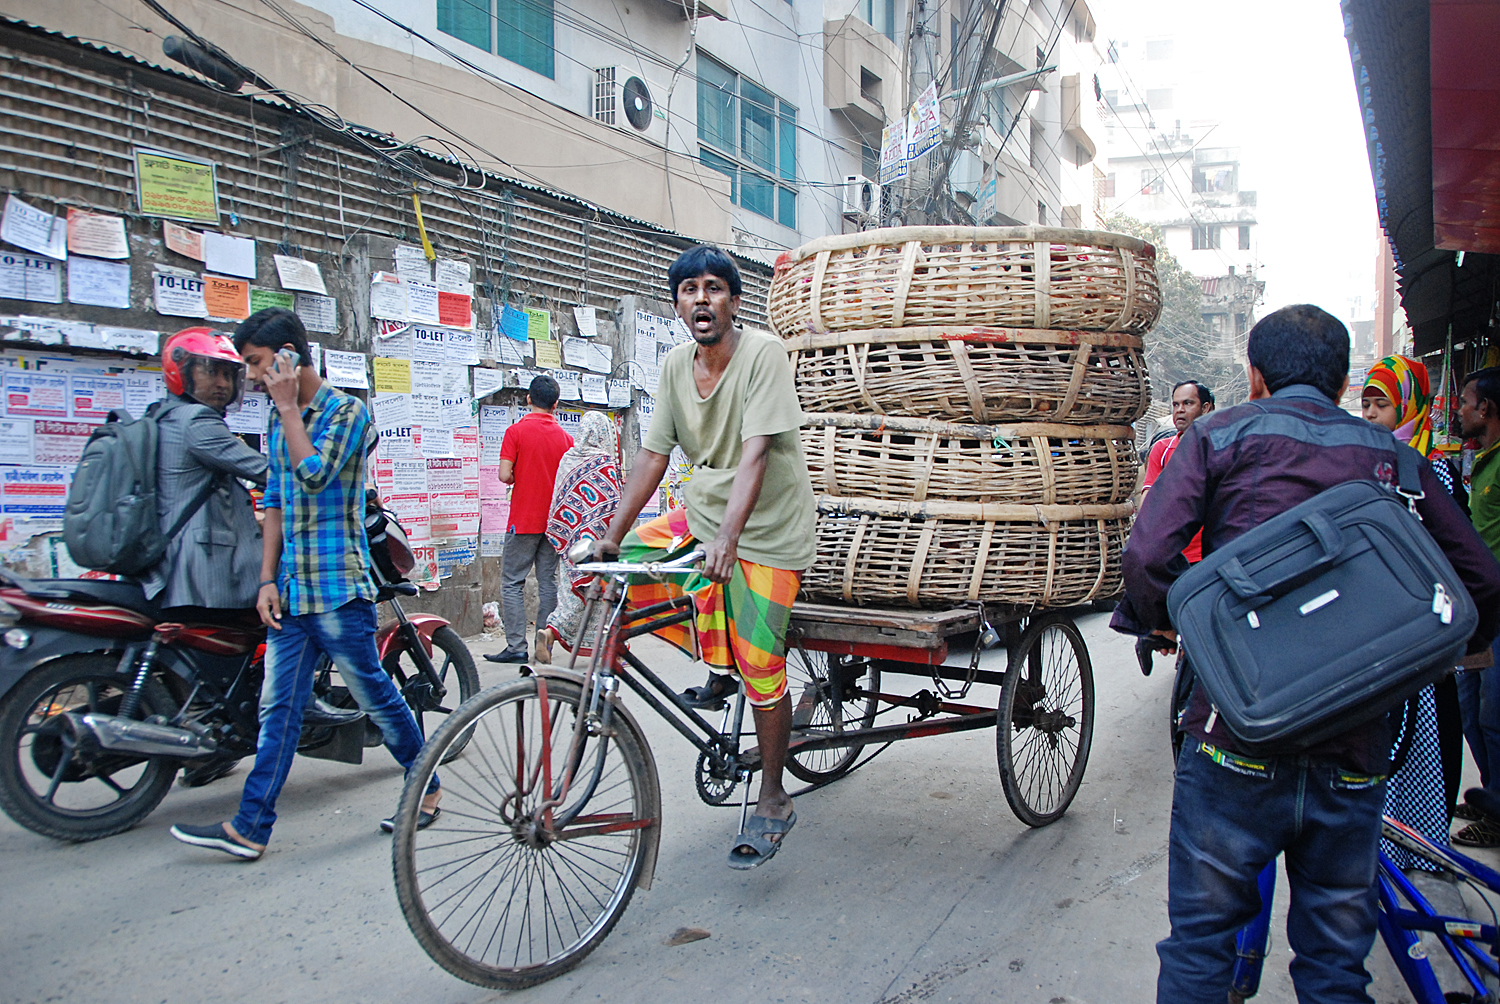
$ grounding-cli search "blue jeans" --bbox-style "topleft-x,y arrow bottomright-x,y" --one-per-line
1157,742 -> 1386,1003
1455,637 -> 1500,789
232,600 -> 437,845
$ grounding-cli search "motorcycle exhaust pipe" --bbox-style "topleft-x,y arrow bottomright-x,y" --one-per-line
70,712 -> 220,759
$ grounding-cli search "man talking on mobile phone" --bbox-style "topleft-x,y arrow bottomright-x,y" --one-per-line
170,308 -> 440,860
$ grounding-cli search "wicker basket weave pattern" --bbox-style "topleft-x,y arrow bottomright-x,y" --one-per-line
801,497 -> 1133,608
768,226 -> 1161,338
788,327 -> 1151,425
801,413 -> 1140,505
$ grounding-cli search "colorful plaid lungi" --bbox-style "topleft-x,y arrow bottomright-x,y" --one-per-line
620,508 -> 800,708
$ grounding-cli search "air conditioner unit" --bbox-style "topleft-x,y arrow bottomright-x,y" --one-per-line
842,175 -> 881,221
593,66 -> 670,145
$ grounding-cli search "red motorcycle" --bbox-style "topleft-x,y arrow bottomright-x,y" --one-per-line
0,572 -> 477,841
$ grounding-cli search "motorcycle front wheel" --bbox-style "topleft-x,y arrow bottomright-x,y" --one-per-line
0,654 -> 178,841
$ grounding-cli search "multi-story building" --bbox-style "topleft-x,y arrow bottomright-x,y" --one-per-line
1096,28 -> 1262,364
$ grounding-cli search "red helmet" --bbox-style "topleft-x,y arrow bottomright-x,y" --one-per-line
163,327 -> 246,411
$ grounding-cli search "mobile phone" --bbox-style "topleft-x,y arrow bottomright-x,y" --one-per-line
276,348 -> 299,372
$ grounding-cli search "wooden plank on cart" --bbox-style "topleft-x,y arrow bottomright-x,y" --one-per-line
788,602 -> 982,664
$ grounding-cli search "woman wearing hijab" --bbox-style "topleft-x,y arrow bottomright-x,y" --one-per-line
534,411 -> 622,664
1362,355 -> 1469,859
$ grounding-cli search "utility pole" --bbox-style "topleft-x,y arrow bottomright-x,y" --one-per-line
902,0 -> 939,224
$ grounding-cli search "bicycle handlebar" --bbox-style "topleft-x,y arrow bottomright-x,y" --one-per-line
575,549 -> 705,578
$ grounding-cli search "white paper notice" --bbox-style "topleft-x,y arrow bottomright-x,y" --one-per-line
67,257 -> 131,309
444,329 -> 480,366
374,326 -> 413,359
472,367 -> 505,399
435,258 -> 471,291
324,350 -> 368,389
2,196 -> 65,260
393,245 -> 430,283
98,327 -> 160,355
202,232 -> 256,279
554,370 -> 581,401
307,341 -> 323,375
369,273 -> 408,321
498,336 -> 527,365
3,372 -> 68,416
441,396 -> 472,429
272,255 -> 326,294
0,253 -> 62,303
443,365 -> 469,395
634,323 -> 658,369
123,373 -> 164,417
581,373 -> 607,404
411,360 -> 444,397
63,323 -> 104,348
153,270 -> 207,317
607,378 -> 631,408
411,394 -> 442,426
418,425 -> 454,457
379,425 -> 416,459
0,418 -> 32,464
295,293 -> 337,333
226,391 -> 269,434
411,326 -> 446,364
641,362 -> 660,397
406,281 -> 440,326
372,393 -> 414,430
573,305 -> 598,337
566,338 -> 613,374
70,375 -> 126,420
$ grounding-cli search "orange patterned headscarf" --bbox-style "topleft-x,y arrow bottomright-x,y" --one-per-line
1363,355 -> 1436,457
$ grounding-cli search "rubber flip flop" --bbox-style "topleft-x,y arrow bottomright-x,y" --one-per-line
682,674 -> 737,710
727,811 -> 797,870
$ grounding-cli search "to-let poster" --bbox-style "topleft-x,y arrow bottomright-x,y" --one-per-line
372,357 -> 412,395
226,391 -> 269,434
3,372 -> 68,417
33,420 -> 96,465
203,274 -> 250,320
411,326 -> 446,364
153,270 -> 207,317
0,253 -> 62,304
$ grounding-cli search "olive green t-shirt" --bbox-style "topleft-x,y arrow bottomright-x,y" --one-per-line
1471,441 -> 1500,563
642,327 -> 816,570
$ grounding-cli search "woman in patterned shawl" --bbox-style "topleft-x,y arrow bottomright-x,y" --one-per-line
535,410 -> 621,663
1362,355 -> 1466,862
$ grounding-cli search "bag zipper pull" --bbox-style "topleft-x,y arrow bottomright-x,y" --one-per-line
1433,584 -> 1447,616
1206,705 -> 1219,734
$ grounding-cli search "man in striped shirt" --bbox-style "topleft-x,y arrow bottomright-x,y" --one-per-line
170,309 -> 439,860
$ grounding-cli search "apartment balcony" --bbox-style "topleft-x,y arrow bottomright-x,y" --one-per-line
1060,73 -> 1100,161
824,17 -> 903,133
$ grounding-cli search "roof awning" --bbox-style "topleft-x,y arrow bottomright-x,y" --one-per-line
1431,0 -> 1500,253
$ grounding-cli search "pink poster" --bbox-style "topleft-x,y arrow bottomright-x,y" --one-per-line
480,467 -> 510,534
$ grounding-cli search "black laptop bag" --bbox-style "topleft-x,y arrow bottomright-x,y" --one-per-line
1165,443 -> 1476,753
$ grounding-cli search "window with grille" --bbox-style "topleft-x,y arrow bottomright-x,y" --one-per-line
1238,225 -> 1251,250
1192,225 -> 1222,250
697,54 -> 798,229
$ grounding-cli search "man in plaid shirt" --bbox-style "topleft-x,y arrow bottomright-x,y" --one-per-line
170,309 -> 440,860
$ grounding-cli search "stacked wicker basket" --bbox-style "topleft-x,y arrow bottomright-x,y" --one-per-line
767,226 -> 1159,608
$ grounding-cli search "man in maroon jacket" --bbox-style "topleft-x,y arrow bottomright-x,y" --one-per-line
1114,305 -> 1500,1003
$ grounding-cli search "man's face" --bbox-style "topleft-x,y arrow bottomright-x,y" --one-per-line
1171,384 -> 1210,434
674,272 -> 740,346
1459,382 -> 1487,438
191,359 -> 240,411
241,343 -> 283,383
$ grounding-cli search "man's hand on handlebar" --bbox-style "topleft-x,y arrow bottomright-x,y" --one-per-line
702,536 -> 737,584
569,538 -> 621,565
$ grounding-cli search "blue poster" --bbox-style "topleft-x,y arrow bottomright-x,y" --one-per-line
499,304 -> 529,342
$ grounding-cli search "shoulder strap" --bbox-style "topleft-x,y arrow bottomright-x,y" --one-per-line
163,473 -> 224,539
1394,443 -> 1426,517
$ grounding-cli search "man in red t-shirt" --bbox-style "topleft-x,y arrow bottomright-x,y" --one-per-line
486,374 -> 574,663
1142,380 -> 1215,563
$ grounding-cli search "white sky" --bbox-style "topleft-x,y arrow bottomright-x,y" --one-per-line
1096,0 -> 1379,324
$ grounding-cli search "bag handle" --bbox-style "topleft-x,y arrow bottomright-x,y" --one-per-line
1394,443 -> 1425,518
1216,511 -> 1345,601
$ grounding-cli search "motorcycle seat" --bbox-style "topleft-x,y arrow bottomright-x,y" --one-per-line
34,579 -> 161,619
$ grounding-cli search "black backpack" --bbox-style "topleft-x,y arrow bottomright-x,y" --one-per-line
1166,443 -> 1477,753
63,402 -> 217,576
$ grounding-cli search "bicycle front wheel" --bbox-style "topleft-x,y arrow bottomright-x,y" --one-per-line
391,676 -> 660,989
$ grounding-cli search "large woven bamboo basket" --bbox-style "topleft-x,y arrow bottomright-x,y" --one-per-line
769,226 -> 1161,337
802,413 -> 1140,505
801,496 -> 1134,608
787,327 -> 1150,424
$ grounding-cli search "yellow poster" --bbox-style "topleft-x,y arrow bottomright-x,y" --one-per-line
533,339 -> 562,368
372,356 -> 412,394
135,147 -> 219,223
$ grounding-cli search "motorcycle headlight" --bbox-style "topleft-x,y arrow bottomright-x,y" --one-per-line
4,627 -> 30,649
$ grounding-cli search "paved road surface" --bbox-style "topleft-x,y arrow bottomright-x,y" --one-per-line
0,612 -> 1492,1003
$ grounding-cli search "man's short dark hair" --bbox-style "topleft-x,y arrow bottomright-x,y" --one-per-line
1465,367 -> 1500,417
667,244 -> 742,300
233,308 -> 312,366
1171,380 -> 1215,409
1245,304 -> 1350,402
528,374 -> 560,410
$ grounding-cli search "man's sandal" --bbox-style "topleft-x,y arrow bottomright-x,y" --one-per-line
727,811 -> 796,870
682,673 -> 737,710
